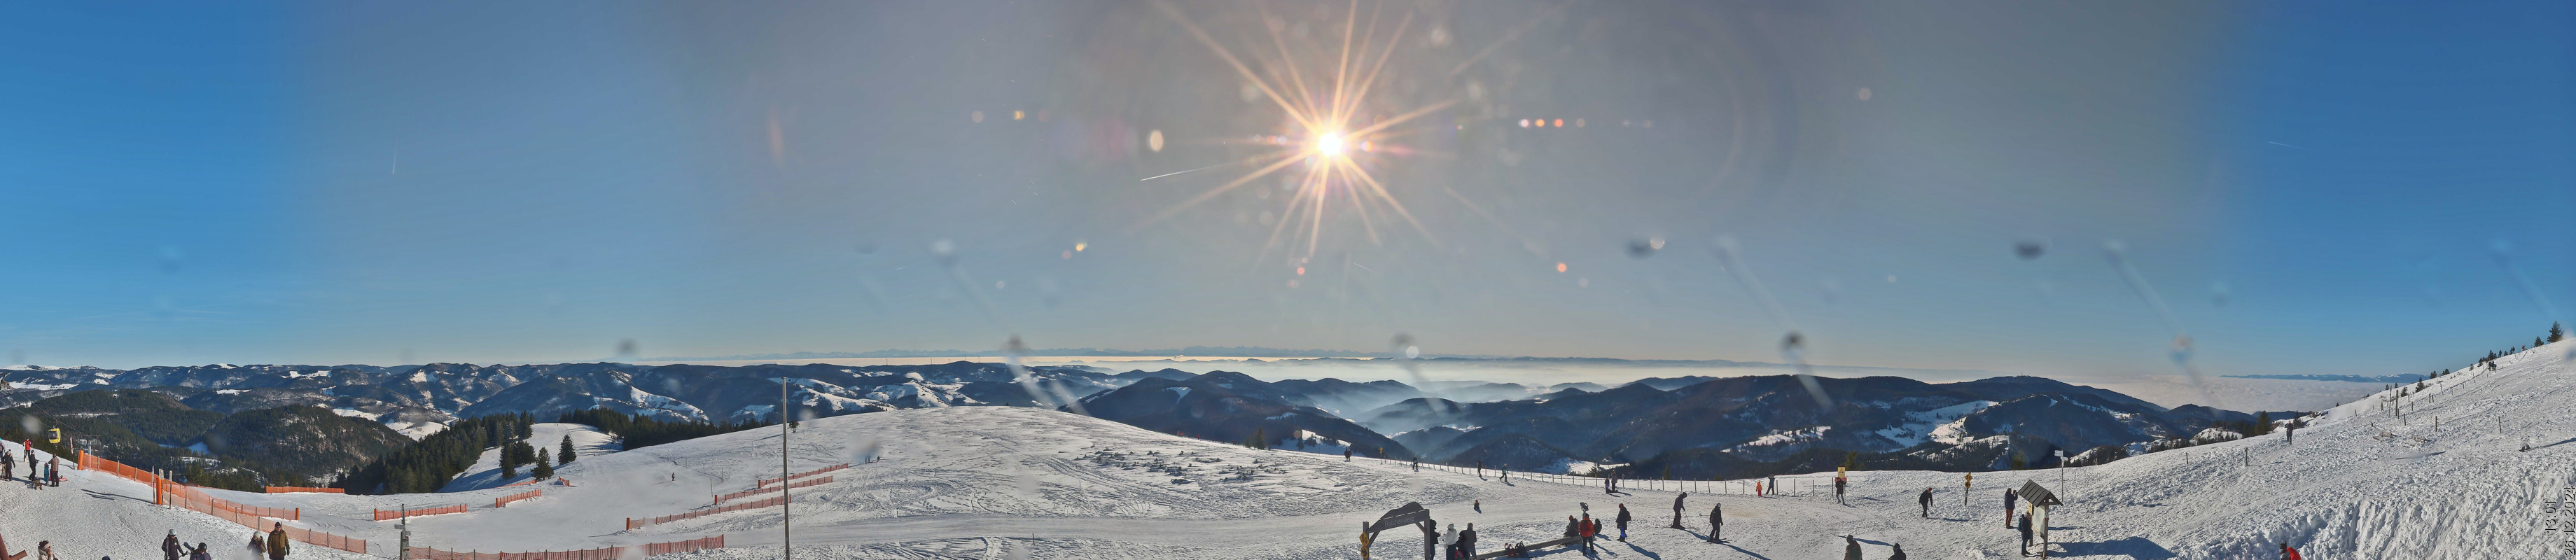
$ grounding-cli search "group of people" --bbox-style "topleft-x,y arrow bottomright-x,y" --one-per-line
1667,493 -> 1727,543
7,440 -> 64,489
1438,523 -> 1478,559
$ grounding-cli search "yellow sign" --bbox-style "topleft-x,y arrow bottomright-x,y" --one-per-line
1965,472 -> 1973,489
47,428 -> 61,444
1837,467 -> 1847,478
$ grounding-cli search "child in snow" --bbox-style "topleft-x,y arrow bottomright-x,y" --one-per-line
1615,504 -> 1630,540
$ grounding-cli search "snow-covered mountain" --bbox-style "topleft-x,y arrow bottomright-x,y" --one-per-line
6,340 -> 2567,559
0,360 -> 1142,435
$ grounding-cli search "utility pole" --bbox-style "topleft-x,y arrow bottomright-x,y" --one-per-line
780,379 -> 793,560
398,505 -> 411,560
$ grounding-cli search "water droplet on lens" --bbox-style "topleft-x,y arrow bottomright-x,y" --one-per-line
2014,240 -> 2047,260
1626,237 -> 1664,259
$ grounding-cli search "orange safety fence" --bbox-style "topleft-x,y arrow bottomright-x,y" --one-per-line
501,477 -> 539,487
495,489 -> 543,508
405,536 -> 724,560
80,452 -> 364,554
373,504 -> 468,522
714,475 -> 829,505
265,486 -> 344,493
754,463 -> 847,489
627,495 -> 786,530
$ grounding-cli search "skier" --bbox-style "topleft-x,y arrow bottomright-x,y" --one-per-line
265,524 -> 288,560
2279,543 -> 2301,560
1834,476 -> 1846,505
1615,504 -> 1631,541
1707,503 -> 1723,543
164,532 -> 181,560
1671,492 -> 1688,528
1459,524 -> 1477,558
1888,543 -> 1907,560
1919,487 -> 1934,518
1843,535 -> 1862,560
2017,512 -> 2034,556
2005,486 -> 2019,528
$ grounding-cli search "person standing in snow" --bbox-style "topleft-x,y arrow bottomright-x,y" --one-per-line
1888,543 -> 1907,560
48,456 -> 60,487
2017,512 -> 2034,556
264,524 -> 288,560
1566,513 -> 1587,552
1919,487 -> 1934,518
1842,535 -> 1862,560
1459,524 -> 1477,558
2005,487 -> 2018,528
1834,476 -> 1846,505
163,532 -> 181,560
1444,524 -> 1457,552
2279,543 -> 2301,560
2,441 -> 14,480
1708,503 -> 1724,543
1615,504 -> 1631,541
1671,492 -> 1687,528
1767,475 -> 1777,497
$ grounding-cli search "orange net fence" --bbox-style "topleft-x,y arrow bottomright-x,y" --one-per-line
714,475 -> 829,505
265,486 -> 344,493
405,536 -> 725,560
80,452 -> 364,554
373,504 -> 468,522
627,495 -> 786,530
754,463 -> 847,489
495,489 -> 543,508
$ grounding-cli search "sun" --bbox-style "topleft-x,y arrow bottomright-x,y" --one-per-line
1314,132 -> 1346,158
1136,1 -> 1468,265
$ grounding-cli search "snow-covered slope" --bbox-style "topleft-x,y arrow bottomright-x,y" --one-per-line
4,342 -> 2570,559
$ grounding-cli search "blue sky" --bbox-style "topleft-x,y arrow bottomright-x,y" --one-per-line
1,1 -> 2568,379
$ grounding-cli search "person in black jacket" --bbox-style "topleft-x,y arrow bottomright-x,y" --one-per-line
1919,487 -> 1934,518
1458,524 -> 1477,558
2005,489 -> 2019,528
161,533 -> 180,560
1671,492 -> 1688,528
1615,505 -> 1631,541
2017,512 -> 2034,556
1708,503 -> 1724,542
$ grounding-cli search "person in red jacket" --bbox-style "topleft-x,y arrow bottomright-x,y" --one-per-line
2280,543 -> 2302,560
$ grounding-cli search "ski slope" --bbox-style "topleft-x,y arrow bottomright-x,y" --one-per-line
4,342 -> 2570,559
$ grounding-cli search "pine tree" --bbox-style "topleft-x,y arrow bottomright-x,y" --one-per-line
2551,322 -> 2565,343
501,459 -> 517,480
533,449 -> 554,479
559,435 -> 576,464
